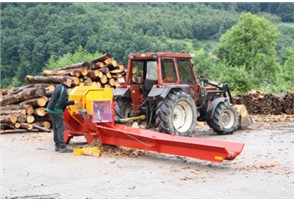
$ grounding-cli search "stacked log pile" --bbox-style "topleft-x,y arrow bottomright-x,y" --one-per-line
0,53 -> 126,134
233,90 -> 294,115
0,84 -> 53,134
25,53 -> 126,88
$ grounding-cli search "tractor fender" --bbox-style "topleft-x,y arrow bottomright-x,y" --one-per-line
205,97 -> 228,120
148,85 -> 190,99
113,88 -> 131,98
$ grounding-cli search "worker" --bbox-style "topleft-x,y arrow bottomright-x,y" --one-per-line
46,76 -> 76,153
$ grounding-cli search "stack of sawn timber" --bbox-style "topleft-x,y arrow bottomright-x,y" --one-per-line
233,90 -> 294,115
0,53 -> 126,134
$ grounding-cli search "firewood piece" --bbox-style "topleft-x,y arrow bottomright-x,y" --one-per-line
0,104 -> 33,114
26,115 -> 35,123
0,115 -> 17,124
72,77 -> 80,86
42,70 -> 69,76
106,72 -> 112,79
89,53 -> 111,68
32,123 -> 51,132
110,69 -> 123,74
0,87 -> 46,106
118,63 -> 125,71
34,121 -> 51,129
108,79 -> 116,87
45,85 -> 55,92
100,67 -> 109,74
34,84 -> 55,95
0,129 -> 28,134
71,69 -> 81,77
26,106 -> 34,115
33,107 -> 46,117
10,84 -> 34,95
0,123 -> 15,130
0,109 -> 26,116
95,62 -> 105,69
100,75 -> 108,84
19,123 -> 33,131
84,78 -> 93,86
89,70 -> 103,80
14,123 -> 21,129
52,61 -> 90,72
283,92 -> 294,115
81,67 -> 89,77
25,75 -> 64,84
20,97 -> 48,107
17,114 -> 27,123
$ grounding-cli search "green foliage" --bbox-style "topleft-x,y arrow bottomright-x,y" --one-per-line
44,46 -> 102,70
217,13 -> 280,92
207,61 -> 259,93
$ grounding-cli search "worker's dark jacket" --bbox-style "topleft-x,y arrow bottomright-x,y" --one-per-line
46,84 -> 74,114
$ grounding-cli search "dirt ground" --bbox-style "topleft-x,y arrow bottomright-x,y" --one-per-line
1,117 -> 293,199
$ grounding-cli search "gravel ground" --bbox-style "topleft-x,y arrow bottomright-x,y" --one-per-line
1,121 -> 293,199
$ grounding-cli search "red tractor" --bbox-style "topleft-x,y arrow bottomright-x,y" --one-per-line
113,52 -> 243,137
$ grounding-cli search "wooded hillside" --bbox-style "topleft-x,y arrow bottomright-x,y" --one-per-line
1,3 -> 293,92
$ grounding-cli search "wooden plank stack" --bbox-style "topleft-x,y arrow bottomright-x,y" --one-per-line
0,53 -> 126,134
233,90 -> 294,115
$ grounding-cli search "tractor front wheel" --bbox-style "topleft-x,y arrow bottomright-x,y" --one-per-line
207,102 -> 238,135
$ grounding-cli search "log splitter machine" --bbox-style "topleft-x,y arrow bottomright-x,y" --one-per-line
64,86 -> 244,163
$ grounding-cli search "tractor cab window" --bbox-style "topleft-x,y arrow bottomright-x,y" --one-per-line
132,61 -> 144,84
146,61 -> 157,81
131,60 -> 157,85
177,59 -> 196,84
161,59 -> 177,83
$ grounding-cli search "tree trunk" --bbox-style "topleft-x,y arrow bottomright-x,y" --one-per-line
0,129 -> 28,134
25,75 -> 64,84
0,109 -> 26,116
100,75 -> 108,84
9,84 -> 34,96
20,97 -> 48,107
0,115 -> 18,124
32,123 -> 51,132
26,115 -> 35,123
89,53 -> 111,69
0,87 -> 46,106
42,70 -> 70,76
0,123 -> 15,130
19,123 -> 33,131
34,121 -> 51,129
33,107 -> 46,117
52,61 -> 90,72
17,114 -> 27,123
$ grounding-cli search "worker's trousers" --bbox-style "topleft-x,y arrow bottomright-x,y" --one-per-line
49,113 -> 66,149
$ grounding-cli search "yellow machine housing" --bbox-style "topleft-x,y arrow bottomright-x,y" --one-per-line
68,86 -> 113,115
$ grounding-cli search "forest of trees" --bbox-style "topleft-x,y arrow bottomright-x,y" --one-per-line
1,2 -> 293,93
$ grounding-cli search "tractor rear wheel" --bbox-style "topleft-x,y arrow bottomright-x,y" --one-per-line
207,102 -> 238,135
114,98 -> 134,118
155,91 -> 197,137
